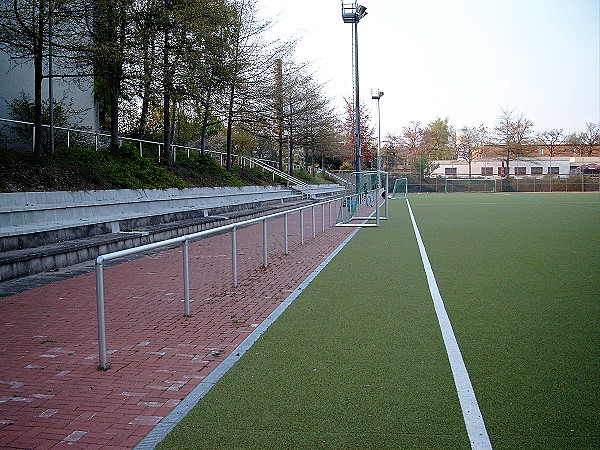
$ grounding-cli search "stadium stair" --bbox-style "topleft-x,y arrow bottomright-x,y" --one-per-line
0,186 -> 329,283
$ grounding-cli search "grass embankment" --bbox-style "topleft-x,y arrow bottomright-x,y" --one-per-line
0,146 -> 326,192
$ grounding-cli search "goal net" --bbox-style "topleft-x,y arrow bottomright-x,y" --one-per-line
444,178 -> 497,193
336,171 -> 382,226
390,177 -> 408,199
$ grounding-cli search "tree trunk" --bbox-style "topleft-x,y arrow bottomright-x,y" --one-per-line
109,75 -> 119,149
200,89 -> 211,156
33,3 -> 44,161
163,27 -> 172,166
225,83 -> 235,172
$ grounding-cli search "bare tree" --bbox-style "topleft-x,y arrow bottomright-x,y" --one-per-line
493,109 -> 534,176
454,126 -> 486,178
580,122 -> 600,156
536,128 -> 564,158
0,0 -> 73,159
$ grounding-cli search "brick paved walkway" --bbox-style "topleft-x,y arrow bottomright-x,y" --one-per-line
0,207 -> 355,449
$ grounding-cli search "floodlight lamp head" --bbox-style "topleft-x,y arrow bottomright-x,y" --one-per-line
371,89 -> 383,100
356,4 -> 367,18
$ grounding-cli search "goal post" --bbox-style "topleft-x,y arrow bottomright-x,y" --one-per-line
444,178 -> 497,193
336,171 -> 388,227
390,177 -> 408,199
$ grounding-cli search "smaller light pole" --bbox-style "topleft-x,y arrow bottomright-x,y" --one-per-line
371,89 -> 384,173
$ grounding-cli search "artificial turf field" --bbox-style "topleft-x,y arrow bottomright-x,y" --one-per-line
156,192 -> 599,449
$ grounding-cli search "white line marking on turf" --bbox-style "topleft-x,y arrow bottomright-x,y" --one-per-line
406,199 -> 492,450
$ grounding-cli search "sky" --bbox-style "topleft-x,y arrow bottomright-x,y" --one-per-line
257,0 -> 600,139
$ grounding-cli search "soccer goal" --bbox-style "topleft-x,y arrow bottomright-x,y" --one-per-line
444,178 -> 497,193
336,171 -> 388,227
390,177 -> 408,199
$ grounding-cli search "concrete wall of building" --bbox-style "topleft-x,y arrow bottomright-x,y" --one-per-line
433,156 -> 600,178
0,50 -> 97,151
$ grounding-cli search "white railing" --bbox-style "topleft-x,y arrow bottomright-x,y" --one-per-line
95,196 -> 343,370
0,117 -> 298,174
240,155 -> 307,186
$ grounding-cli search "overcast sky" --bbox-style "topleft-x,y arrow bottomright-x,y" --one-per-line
257,0 -> 600,138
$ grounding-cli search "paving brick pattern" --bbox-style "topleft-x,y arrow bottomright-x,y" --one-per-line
0,206 -> 355,449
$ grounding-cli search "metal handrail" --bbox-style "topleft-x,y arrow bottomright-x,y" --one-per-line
95,196 -> 343,370
239,155 -> 308,186
0,117 -> 285,169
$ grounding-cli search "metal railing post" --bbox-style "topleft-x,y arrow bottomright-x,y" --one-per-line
300,209 -> 304,244
312,206 -> 316,238
95,261 -> 108,370
183,239 -> 190,317
284,213 -> 289,255
67,129 -> 70,148
232,227 -> 238,287
321,204 -> 325,233
262,219 -> 268,267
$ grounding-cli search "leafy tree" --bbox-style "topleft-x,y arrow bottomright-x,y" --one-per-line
424,117 -> 452,159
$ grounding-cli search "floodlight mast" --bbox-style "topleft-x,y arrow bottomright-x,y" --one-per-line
341,2 -> 367,176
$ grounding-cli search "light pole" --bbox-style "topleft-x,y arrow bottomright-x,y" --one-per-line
371,89 -> 383,173
341,2 -> 367,176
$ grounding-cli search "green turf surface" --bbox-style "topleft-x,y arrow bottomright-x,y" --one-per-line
157,192 -> 599,449
409,193 -> 600,449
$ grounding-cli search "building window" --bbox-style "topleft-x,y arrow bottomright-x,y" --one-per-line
515,167 -> 526,175
481,167 -> 493,176
548,167 -> 559,174
538,148 -> 544,154
445,167 -> 457,176
498,167 -> 505,176
531,167 -> 543,175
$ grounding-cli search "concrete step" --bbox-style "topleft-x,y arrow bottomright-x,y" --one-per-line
0,199 -> 315,283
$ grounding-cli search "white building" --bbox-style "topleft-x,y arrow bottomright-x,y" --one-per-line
433,156 -> 599,179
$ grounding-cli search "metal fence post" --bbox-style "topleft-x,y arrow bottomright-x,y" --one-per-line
183,239 -> 190,317
232,227 -> 238,287
321,204 -> 325,233
95,261 -> 108,370
300,209 -> 304,244
311,206 -> 316,238
284,213 -> 289,255
263,219 -> 268,267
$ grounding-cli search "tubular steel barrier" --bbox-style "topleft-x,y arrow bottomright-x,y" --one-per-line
95,197 -> 342,370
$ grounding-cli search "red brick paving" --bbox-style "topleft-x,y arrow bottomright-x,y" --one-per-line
0,207 -> 355,449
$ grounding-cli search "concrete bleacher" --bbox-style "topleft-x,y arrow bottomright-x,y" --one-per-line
291,184 -> 346,199
0,186 -> 329,282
